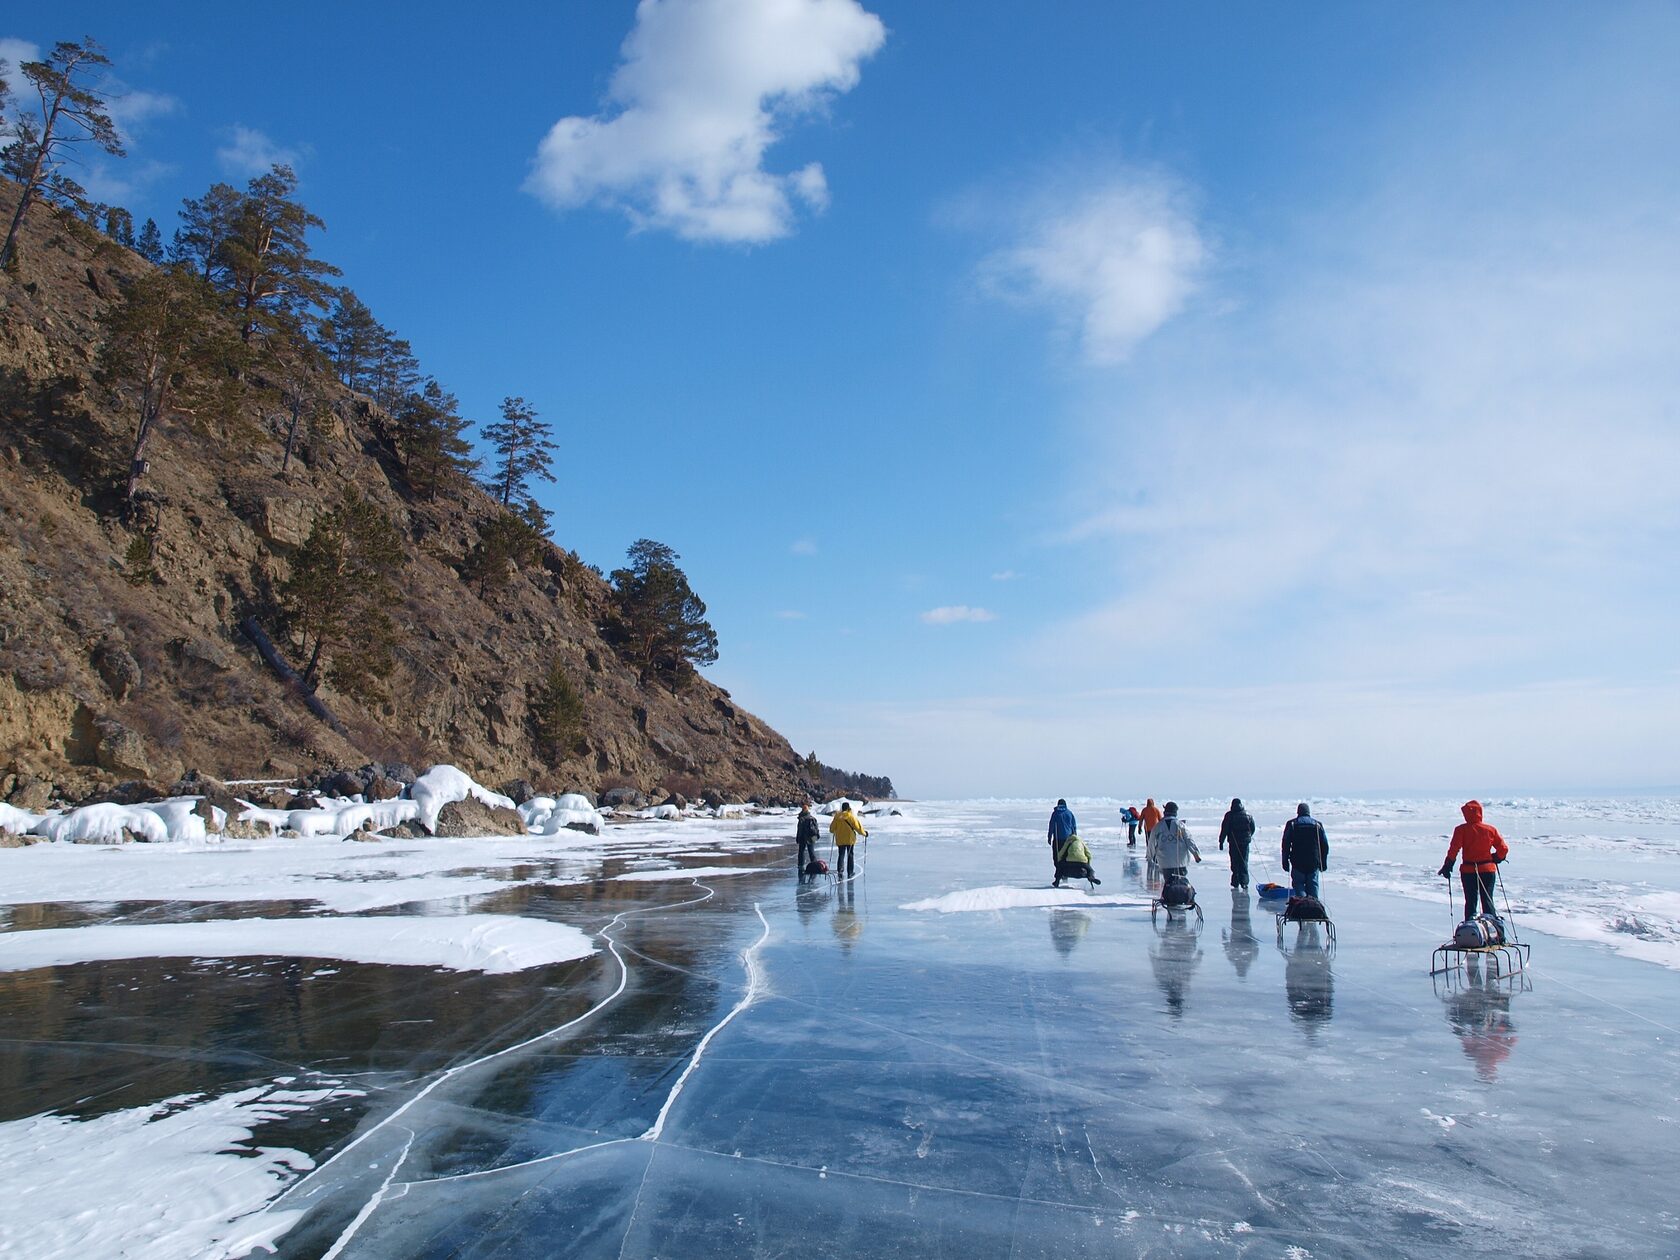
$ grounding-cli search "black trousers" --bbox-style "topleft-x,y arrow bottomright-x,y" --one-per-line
1228,841 -> 1250,887
836,845 -> 855,877
797,839 -> 816,870
1461,868 -> 1497,920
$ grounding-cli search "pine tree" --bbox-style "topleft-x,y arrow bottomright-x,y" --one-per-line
0,39 -> 126,271
98,264 -> 243,507
481,395 -> 557,508
394,378 -> 478,499
134,217 -> 164,263
529,659 -> 586,764
170,182 -> 241,280
103,205 -> 133,247
368,333 -> 420,410
317,291 -> 384,390
609,539 -> 720,686
279,491 -> 408,699
461,510 -> 546,599
217,164 -> 342,342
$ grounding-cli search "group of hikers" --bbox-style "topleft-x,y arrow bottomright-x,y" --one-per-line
795,800 -> 868,878
1064,797 -> 1510,917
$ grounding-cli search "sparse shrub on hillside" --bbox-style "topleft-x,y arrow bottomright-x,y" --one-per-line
278,490 -> 408,699
608,539 -> 719,688
122,532 -> 157,586
1,39 -> 124,272
530,659 -> 586,764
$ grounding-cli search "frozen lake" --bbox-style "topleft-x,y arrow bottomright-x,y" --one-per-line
2,797 -> 1677,1257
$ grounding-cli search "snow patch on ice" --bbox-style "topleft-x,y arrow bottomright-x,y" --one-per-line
0,913 -> 596,974
613,865 -> 768,882
901,885 -> 1150,914
0,1081 -> 361,1260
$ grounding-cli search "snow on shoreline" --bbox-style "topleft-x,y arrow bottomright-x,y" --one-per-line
0,914 -> 597,974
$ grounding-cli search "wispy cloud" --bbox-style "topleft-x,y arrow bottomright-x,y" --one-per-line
525,0 -> 886,243
790,537 -> 818,556
216,124 -> 309,178
990,569 -> 1022,581
776,609 -> 808,620
920,605 -> 997,625
979,169 -> 1207,364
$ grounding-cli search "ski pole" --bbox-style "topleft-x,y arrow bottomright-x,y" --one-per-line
1496,864 -> 1519,943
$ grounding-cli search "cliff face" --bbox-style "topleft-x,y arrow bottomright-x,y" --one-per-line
0,184 -> 890,806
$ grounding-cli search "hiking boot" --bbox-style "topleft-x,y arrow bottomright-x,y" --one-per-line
1089,876 -> 1102,885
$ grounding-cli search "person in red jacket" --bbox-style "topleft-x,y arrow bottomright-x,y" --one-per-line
1439,800 -> 1510,922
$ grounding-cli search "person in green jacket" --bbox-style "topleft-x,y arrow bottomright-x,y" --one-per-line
1052,833 -> 1101,887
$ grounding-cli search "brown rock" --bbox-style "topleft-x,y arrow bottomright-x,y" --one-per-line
366,774 -> 402,801
94,718 -> 150,778
7,776 -> 54,811
431,798 -> 526,837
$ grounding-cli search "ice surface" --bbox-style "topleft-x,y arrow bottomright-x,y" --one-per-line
1,798 -> 1678,1257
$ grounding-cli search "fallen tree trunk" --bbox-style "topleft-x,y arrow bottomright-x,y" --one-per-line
239,616 -> 350,736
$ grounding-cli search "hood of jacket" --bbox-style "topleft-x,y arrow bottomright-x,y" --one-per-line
1462,800 -> 1483,824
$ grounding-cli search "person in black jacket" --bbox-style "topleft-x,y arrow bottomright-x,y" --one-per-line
795,802 -> 820,876
1218,798 -> 1256,890
1281,803 -> 1329,899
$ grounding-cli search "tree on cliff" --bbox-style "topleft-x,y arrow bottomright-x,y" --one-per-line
279,491 -> 408,701
217,165 -> 342,343
481,395 -> 556,509
0,39 -> 125,272
529,658 -> 586,763
99,264 -> 242,508
609,539 -> 719,686
316,291 -> 385,390
394,378 -> 478,500
134,216 -> 164,262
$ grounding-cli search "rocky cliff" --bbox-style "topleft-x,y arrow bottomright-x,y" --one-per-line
0,182 -> 893,808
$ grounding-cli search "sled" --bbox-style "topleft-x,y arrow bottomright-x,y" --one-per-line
1151,875 -> 1203,926
1274,896 -> 1337,952
1430,938 -> 1528,979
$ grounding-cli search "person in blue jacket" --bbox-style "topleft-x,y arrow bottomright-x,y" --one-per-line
1047,799 -> 1077,874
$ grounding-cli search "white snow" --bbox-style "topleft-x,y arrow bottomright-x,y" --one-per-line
613,865 -> 768,882
637,804 -> 682,820
31,801 -> 170,844
901,885 -> 1150,914
0,913 -> 597,974
0,801 -> 44,834
0,1083 -> 360,1260
411,764 -> 517,833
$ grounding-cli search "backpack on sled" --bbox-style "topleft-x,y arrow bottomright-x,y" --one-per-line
1161,875 -> 1196,907
1284,895 -> 1328,923
805,859 -> 829,876
1453,914 -> 1505,949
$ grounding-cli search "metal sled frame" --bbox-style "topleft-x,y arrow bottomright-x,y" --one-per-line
1151,897 -> 1203,926
1430,939 -> 1529,978
1275,913 -> 1337,953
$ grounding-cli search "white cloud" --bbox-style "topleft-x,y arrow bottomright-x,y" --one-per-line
980,170 -> 1207,363
0,38 -> 41,143
790,537 -> 818,555
105,87 -> 179,141
216,125 -> 308,178
525,0 -> 886,243
920,605 -> 997,625
776,609 -> 808,620
990,569 -> 1021,582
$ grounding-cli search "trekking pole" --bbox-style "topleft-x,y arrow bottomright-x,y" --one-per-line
1496,864 -> 1520,943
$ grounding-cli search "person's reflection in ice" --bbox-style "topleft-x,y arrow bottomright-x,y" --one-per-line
1443,957 -> 1519,1082
832,879 -> 863,952
1222,889 -> 1260,978
795,877 -> 827,932
1148,917 -> 1203,1018
1124,852 -> 1142,889
1049,908 -> 1091,959
1283,924 -> 1334,1037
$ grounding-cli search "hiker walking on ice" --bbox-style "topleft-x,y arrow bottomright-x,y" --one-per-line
1219,798 -> 1256,890
1122,805 -> 1141,846
1139,798 -> 1163,854
1047,799 -> 1078,875
1281,803 -> 1329,900
1147,802 -> 1201,879
1439,800 -> 1509,921
829,801 -> 868,879
796,802 -> 820,875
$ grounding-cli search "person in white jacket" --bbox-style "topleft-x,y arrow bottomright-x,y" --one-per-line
1147,801 -> 1202,878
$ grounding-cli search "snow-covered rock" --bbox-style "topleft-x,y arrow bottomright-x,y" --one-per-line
528,808 -> 603,837
0,802 -> 45,835
32,802 -> 169,844
411,765 -> 516,835
636,804 -> 682,821
136,799 -> 209,843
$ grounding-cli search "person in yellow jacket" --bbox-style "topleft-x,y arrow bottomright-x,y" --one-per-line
828,802 -> 868,878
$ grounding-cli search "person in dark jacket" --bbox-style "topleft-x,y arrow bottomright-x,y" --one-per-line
1047,799 -> 1077,873
1122,805 -> 1141,846
1439,800 -> 1510,921
795,802 -> 820,875
1281,803 -> 1329,899
1218,798 -> 1256,890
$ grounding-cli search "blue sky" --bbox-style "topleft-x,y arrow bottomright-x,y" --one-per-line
8,3 -> 1678,796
